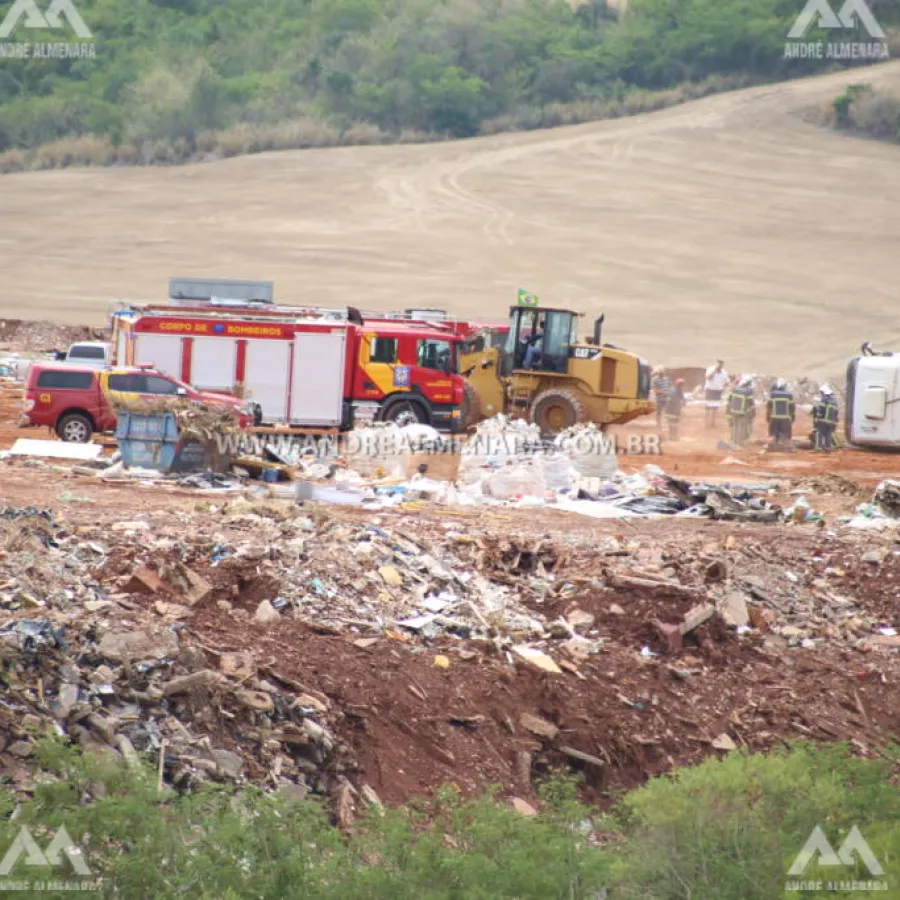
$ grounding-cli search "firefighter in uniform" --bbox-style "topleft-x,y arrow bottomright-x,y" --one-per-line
726,376 -> 756,447
766,379 -> 796,451
811,386 -> 840,451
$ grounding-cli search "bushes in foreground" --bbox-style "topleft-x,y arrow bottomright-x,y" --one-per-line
0,741 -> 896,898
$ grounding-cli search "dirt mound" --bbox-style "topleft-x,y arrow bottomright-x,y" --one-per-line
3,491 -> 895,814
0,318 -> 102,353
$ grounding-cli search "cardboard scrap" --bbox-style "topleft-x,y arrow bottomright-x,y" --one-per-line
513,645 -> 562,675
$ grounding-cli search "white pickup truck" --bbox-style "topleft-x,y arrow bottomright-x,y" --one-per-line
61,341 -> 109,367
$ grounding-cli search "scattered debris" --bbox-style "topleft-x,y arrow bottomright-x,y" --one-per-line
712,734 -> 737,751
512,646 -> 562,675
873,480 -> 900,518
254,600 -> 281,624
520,713 -> 559,742
8,439 -> 104,461
717,592 -> 750,628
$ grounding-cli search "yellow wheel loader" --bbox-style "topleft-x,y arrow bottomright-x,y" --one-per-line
458,296 -> 655,437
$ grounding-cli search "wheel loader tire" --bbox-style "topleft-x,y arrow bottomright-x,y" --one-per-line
530,388 -> 588,438
460,382 -> 481,430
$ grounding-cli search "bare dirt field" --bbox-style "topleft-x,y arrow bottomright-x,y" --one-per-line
1,63 -> 899,377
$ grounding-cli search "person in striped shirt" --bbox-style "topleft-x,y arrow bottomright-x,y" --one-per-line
652,368 -> 671,428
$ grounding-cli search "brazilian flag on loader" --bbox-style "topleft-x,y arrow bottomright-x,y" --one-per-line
517,289 -> 539,307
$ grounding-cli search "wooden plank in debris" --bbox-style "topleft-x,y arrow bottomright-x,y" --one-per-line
558,746 -> 605,768
610,574 -> 698,598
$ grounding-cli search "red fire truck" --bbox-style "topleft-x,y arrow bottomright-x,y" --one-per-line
375,308 -> 509,348
110,294 -> 465,432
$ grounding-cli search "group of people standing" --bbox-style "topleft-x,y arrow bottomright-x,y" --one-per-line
651,361 -> 840,451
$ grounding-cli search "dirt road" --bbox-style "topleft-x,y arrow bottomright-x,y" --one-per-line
1,63 -> 899,376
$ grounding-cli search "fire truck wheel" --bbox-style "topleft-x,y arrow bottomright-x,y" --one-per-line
530,388 -> 588,438
460,382 -> 481,429
56,413 -> 93,443
381,398 -> 429,428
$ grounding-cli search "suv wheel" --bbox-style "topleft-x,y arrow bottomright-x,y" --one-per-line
56,413 -> 93,443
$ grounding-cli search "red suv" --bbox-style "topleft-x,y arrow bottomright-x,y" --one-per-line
21,363 -> 254,442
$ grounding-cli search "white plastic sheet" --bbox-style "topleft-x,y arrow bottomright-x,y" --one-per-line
486,464 -> 545,499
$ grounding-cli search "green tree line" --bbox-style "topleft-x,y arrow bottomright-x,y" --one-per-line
0,0 -> 897,166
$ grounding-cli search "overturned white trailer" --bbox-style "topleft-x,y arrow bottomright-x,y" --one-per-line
845,342 -> 900,448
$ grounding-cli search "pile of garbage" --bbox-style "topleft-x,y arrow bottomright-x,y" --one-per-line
874,480 -> 900,517
455,417 -> 618,503
841,479 -> 900,531
559,465 -> 782,522
0,506 -> 353,800
198,499 -> 555,640
108,395 -> 243,435
2,411 -> 889,532
191,500 -> 898,658
0,318 -> 99,355
792,473 -> 869,500
0,489 -> 896,808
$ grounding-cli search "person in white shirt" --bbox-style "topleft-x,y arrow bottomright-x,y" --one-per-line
704,360 -> 728,428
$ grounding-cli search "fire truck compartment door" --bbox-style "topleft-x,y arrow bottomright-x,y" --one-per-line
192,337 -> 237,391
290,331 -> 346,425
244,339 -> 290,423
133,333 -> 183,378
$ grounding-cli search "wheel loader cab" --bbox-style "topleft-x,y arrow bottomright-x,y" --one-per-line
457,297 -> 655,433
504,306 -> 578,375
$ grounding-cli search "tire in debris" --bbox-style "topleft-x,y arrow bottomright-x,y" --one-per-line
529,388 -> 588,438
380,397 -> 430,428
56,412 -> 93,443
460,382 -> 481,429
